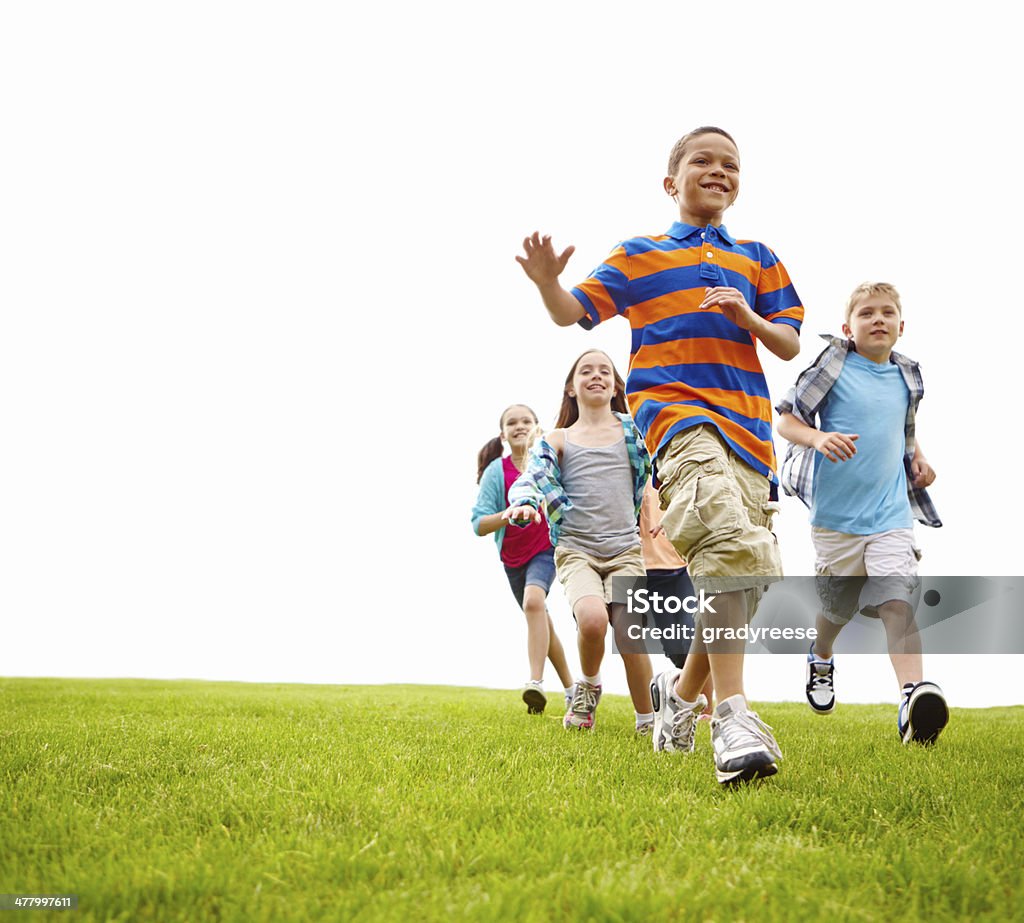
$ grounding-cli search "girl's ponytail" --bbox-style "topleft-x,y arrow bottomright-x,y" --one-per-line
476,436 -> 504,483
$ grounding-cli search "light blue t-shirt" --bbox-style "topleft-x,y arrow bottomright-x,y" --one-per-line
811,350 -> 913,535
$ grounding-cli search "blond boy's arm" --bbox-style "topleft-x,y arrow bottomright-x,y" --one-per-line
911,441 -> 936,487
777,412 -> 859,463
515,232 -> 585,327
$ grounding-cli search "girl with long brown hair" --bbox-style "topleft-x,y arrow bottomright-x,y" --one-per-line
504,350 -> 654,733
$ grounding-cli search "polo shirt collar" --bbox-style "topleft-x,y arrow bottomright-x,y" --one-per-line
666,221 -> 737,246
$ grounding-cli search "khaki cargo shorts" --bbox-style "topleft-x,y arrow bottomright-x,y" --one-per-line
656,425 -> 782,608
554,545 -> 646,611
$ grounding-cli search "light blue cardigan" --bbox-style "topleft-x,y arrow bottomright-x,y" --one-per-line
471,456 -> 509,553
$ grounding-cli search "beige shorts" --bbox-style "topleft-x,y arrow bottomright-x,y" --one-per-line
554,545 -> 646,611
656,425 -> 782,603
813,526 -> 922,624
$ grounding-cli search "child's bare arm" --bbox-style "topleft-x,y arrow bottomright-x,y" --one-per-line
911,441 -> 936,487
476,512 -> 511,536
699,286 -> 800,360
777,412 -> 859,463
515,232 -> 585,327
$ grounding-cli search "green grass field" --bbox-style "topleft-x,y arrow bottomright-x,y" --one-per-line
1,679 -> 1022,922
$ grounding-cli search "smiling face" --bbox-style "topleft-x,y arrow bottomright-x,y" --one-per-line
568,352 -> 616,408
844,294 -> 904,363
500,405 -> 539,452
663,132 -> 740,226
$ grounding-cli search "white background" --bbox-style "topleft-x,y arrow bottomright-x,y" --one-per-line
2,2 -> 1020,707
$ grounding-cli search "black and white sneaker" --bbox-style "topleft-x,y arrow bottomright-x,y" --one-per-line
898,681 -> 949,745
805,644 -> 835,714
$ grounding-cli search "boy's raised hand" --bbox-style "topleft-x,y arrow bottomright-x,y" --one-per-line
516,232 -> 575,286
502,504 -> 543,526
813,431 -> 859,463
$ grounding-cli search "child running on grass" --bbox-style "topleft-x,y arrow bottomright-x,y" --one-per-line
516,126 -> 803,783
504,350 -> 655,733
472,404 -> 575,714
776,282 -> 947,744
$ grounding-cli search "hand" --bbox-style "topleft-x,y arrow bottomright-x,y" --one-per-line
813,431 -> 859,463
515,232 -> 575,287
699,286 -> 758,330
502,504 -> 542,525
911,456 -> 936,488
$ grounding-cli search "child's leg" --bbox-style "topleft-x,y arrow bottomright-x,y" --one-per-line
621,653 -> 654,713
811,528 -> 870,657
877,600 -> 923,689
521,585 -> 549,682
545,612 -> 574,689
610,602 -> 653,713
675,627 -> 711,700
574,595 -> 608,677
811,610 -> 846,660
862,528 -> 925,693
690,589 -> 749,701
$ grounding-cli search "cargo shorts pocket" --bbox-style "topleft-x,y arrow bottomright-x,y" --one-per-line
660,457 -> 742,561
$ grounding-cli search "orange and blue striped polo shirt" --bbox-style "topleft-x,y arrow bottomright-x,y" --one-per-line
572,221 -> 803,482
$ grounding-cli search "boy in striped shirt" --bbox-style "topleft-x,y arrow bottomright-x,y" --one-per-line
517,126 -> 803,785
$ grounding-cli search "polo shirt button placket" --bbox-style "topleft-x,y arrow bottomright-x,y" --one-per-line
700,227 -> 719,283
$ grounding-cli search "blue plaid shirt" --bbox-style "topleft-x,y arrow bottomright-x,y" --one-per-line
507,413 -> 651,547
775,335 -> 941,528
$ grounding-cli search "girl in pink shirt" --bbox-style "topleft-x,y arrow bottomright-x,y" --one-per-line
471,404 -> 574,714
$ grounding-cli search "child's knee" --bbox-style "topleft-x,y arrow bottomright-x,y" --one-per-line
574,599 -> 608,639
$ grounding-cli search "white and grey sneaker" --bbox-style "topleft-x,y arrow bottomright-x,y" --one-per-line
650,669 -> 707,753
521,681 -> 546,715
805,645 -> 835,714
563,680 -> 602,730
711,694 -> 781,785
898,681 -> 949,745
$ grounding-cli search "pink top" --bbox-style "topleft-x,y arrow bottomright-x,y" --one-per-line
500,455 -> 552,567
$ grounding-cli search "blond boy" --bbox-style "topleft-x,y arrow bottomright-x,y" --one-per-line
776,282 -> 947,744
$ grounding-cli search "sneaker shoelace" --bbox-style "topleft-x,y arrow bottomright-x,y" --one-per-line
669,702 -> 699,748
719,709 -> 782,761
572,684 -> 598,714
809,666 -> 833,691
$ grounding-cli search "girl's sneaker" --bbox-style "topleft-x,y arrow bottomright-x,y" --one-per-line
563,680 -> 602,730
898,681 -> 949,744
522,681 -> 547,714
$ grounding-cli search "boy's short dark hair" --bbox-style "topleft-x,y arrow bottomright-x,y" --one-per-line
666,126 -> 737,177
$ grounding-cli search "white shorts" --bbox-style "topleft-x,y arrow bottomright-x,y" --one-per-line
812,527 -> 921,625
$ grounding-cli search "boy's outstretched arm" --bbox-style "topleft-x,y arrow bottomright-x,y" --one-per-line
516,232 -> 585,327
777,412 -> 859,463
700,286 -> 800,360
